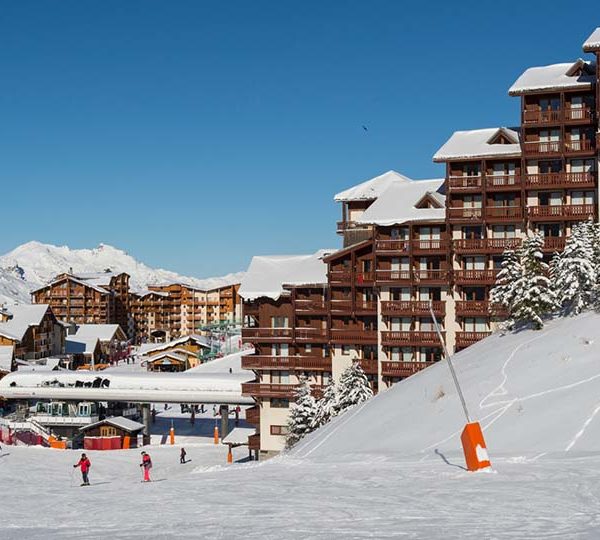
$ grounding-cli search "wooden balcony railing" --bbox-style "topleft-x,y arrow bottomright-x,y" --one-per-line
455,331 -> 492,348
245,406 -> 260,426
447,175 -> 483,190
241,383 -> 298,398
525,172 -> 596,188
523,141 -> 562,156
357,358 -> 378,374
455,300 -> 490,316
564,139 -> 594,154
294,299 -> 327,312
485,175 -> 521,190
485,206 -> 523,220
411,239 -> 448,253
329,271 -> 352,283
248,433 -> 260,451
375,270 -> 412,282
241,327 -> 293,340
564,107 -> 594,122
452,238 -> 522,253
330,329 -> 378,343
448,207 -> 483,221
241,355 -> 332,371
375,239 -> 410,252
294,328 -> 329,341
381,331 -> 440,346
354,300 -> 377,312
522,108 -> 562,124
413,269 -> 449,283
454,269 -> 499,284
330,299 -> 352,311
542,237 -> 566,252
356,272 -> 375,284
381,361 -> 434,378
337,220 -> 367,233
381,300 -> 445,316
528,204 -> 596,220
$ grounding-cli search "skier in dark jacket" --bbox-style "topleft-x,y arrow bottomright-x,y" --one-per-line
180,447 -> 187,464
74,453 -> 91,486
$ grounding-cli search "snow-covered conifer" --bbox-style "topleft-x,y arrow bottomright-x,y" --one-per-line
285,376 -> 317,449
490,248 -> 521,317
336,361 -> 374,414
312,378 -> 339,429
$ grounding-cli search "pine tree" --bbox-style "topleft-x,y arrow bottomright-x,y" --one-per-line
285,376 -> 318,449
552,221 -> 596,315
336,361 -> 374,414
490,248 -> 521,318
312,378 -> 339,429
511,233 -> 557,329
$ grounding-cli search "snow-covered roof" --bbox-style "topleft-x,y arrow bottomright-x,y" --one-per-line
65,337 -> 100,356
131,289 -> 170,298
508,60 -> 595,95
81,416 -> 145,433
583,28 -> 600,51
334,170 -> 412,202
34,275 -> 110,296
222,427 -> 256,445
71,324 -> 126,343
0,345 -> 14,373
0,304 -> 50,341
239,249 -> 334,302
357,179 -> 446,226
144,351 -> 189,365
433,128 -> 521,162
140,334 -> 210,356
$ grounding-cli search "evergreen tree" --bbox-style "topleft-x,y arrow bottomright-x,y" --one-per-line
336,361 -> 374,414
511,233 -> 557,329
552,221 -> 596,315
312,378 -> 339,429
285,376 -> 317,449
490,248 -> 521,317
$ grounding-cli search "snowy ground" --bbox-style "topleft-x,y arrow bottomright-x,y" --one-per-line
4,315 -> 600,538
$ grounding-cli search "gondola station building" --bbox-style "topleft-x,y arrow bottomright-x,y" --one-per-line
240,27 -> 600,456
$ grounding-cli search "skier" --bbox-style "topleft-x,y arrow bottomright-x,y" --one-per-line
180,447 -> 187,464
151,407 -> 156,424
235,405 -> 241,427
140,451 -> 152,482
190,409 -> 195,426
73,453 -> 91,486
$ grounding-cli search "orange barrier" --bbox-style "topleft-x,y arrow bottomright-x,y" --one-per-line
169,427 -> 175,445
461,422 -> 491,472
48,436 -> 67,450
213,425 -> 219,445
227,447 -> 233,464
123,435 -> 130,450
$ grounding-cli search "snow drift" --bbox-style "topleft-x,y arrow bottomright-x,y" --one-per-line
294,312 -> 600,462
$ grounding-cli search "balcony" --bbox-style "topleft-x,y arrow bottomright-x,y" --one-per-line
354,300 -> 377,314
241,383 -> 298,398
241,327 -> 293,342
525,172 -> 596,189
564,139 -> 595,155
381,361 -> 434,378
330,299 -> 352,312
330,328 -> 378,344
381,331 -> 440,347
375,269 -> 412,284
453,269 -> 499,285
381,300 -> 445,317
447,175 -> 483,191
241,355 -> 332,371
485,175 -> 521,191
355,272 -> 375,285
523,141 -> 562,157
412,269 -> 449,285
375,239 -> 410,253
329,270 -> 352,284
447,207 -> 483,222
452,238 -> 522,254
295,328 -> 329,343
528,204 -> 596,221
523,106 -> 593,125
294,299 -> 327,313
542,237 -> 566,252
245,405 -> 260,426
411,239 -> 448,254
336,220 -> 368,233
357,358 -> 378,374
455,300 -> 490,316
455,331 -> 492,349
485,206 -> 523,222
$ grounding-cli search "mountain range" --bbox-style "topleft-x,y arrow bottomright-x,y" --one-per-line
0,241 -> 244,305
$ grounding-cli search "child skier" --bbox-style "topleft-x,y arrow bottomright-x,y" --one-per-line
180,447 -> 187,464
73,453 -> 91,486
140,451 -> 152,482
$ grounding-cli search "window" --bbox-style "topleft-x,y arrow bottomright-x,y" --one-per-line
271,316 -> 289,328
462,226 -> 482,240
419,318 -> 436,331
271,371 -> 289,384
305,344 -> 312,354
271,344 -> 289,357
571,191 -> 595,205
390,227 -> 409,240
390,287 -> 410,301
538,223 -> 560,238
463,163 -> 480,176
463,317 -> 488,332
463,256 -> 485,270
418,287 -> 441,301
270,425 -> 290,436
419,347 -> 442,362
418,227 -> 441,240
463,194 -> 482,208
491,225 -> 515,238
271,399 -> 289,409
390,317 -> 411,331
390,347 -> 413,361
539,160 -> 561,174
100,426 -> 117,437
463,287 -> 485,301
538,192 -> 562,206
539,97 -> 560,111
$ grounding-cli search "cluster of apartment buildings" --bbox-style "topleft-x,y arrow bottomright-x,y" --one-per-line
239,28 -> 600,456
30,271 -> 242,343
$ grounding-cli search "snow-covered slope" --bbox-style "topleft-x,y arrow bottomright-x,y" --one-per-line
295,311 -> 600,462
0,241 -> 244,304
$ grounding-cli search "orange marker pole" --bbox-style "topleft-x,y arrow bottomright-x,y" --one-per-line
170,426 -> 175,446
213,424 -> 219,445
227,445 -> 233,464
430,302 -> 491,472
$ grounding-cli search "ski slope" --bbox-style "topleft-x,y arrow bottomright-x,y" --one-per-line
3,313 -> 600,538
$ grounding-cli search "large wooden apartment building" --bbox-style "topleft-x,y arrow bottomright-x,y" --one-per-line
240,27 -> 600,457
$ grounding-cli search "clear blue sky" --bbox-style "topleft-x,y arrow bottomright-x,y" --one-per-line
0,1 -> 593,277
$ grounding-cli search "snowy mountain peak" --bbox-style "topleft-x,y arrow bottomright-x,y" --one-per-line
0,241 -> 244,305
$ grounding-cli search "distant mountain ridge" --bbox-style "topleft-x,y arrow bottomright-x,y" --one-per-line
0,241 -> 244,305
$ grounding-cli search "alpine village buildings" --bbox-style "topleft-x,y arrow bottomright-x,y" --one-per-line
239,28 -> 600,457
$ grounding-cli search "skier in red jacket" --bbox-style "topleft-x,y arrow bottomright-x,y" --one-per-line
140,451 -> 152,482
73,453 -> 91,486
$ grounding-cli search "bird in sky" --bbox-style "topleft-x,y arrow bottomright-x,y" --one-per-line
362,125 -> 368,132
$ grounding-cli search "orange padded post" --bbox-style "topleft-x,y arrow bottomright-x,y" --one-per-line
214,425 -> 219,444
227,446 -> 233,464
122,435 -> 130,450
461,422 -> 491,472
170,427 -> 175,445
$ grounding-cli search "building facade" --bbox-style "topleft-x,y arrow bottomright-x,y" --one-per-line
240,27 -> 600,457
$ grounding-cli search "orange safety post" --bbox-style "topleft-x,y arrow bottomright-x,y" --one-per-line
122,435 -> 131,450
227,445 -> 233,464
461,422 -> 491,472
213,424 -> 219,444
169,426 -> 175,446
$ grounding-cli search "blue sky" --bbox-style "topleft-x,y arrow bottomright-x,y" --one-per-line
0,1 -> 593,277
